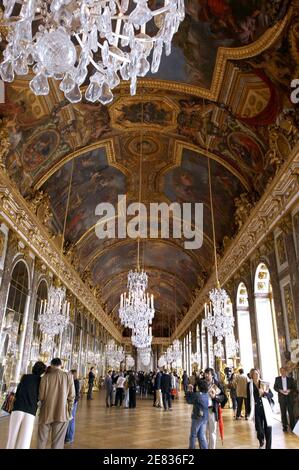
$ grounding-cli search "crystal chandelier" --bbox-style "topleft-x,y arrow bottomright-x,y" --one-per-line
0,0 -> 185,104
126,354 -> 135,369
38,285 -> 70,336
105,339 -> 125,368
119,286 -> 154,329
87,350 -> 95,363
41,334 -> 55,356
61,339 -> 72,359
165,339 -> 182,366
131,321 -> 152,349
202,154 -> 236,357
226,329 -> 239,359
139,346 -> 151,366
204,291 -> 234,358
158,354 -> 166,368
191,351 -> 201,365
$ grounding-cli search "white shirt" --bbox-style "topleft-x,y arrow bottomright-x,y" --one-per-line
282,376 -> 287,391
116,376 -> 126,388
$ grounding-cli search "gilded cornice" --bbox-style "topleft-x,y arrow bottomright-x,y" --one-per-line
172,142 -> 299,340
33,139 -> 128,189
118,11 -> 290,101
122,337 -> 171,346
0,170 -> 122,342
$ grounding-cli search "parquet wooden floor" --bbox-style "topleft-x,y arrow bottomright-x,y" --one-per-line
0,391 -> 298,449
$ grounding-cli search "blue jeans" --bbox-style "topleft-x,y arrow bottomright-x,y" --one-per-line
65,402 -> 78,443
189,418 -> 208,449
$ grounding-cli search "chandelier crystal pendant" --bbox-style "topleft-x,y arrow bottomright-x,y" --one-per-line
127,268 -> 148,293
0,0 -> 185,104
131,322 -> 152,349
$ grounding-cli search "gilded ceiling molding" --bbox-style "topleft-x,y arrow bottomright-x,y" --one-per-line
110,95 -> 180,132
0,170 -> 122,342
172,142 -> 299,340
118,10 -> 290,101
82,236 -> 211,275
74,210 -> 213,251
34,138 -> 129,189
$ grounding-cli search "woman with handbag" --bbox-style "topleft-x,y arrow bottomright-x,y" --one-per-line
6,361 -> 46,449
246,368 -> 274,449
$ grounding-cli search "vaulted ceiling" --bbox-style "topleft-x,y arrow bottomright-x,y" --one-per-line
1,0 -> 298,338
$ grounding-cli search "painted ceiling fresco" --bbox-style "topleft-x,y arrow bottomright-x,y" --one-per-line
151,0 -> 290,87
1,0 -> 299,338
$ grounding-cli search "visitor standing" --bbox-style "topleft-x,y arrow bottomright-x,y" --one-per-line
37,358 -> 75,449
65,369 -> 80,444
87,367 -> 95,400
6,361 -> 46,449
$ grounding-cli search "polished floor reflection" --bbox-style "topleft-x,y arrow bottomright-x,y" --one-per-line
0,391 -> 298,449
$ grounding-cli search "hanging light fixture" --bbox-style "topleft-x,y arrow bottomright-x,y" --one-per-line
139,346 -> 151,366
38,160 -> 74,354
118,90 -> 154,348
105,339 -> 125,368
126,354 -> 135,369
0,1 -> 185,104
38,285 -> 70,337
202,128 -> 236,358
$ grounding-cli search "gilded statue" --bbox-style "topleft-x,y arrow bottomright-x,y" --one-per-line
82,268 -> 93,290
25,189 -> 53,225
266,125 -> 284,173
234,193 -> 253,231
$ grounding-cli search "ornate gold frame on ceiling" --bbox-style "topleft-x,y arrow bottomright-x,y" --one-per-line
110,94 -> 180,132
34,138 -> 130,189
117,10 -> 290,101
158,140 -> 251,191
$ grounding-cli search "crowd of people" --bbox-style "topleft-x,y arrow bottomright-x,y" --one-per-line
3,359 -> 298,450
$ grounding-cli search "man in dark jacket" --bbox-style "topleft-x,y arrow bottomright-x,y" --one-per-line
274,367 -> 296,432
154,370 -> 162,407
204,368 -> 227,449
87,367 -> 95,400
161,370 -> 172,411
104,370 -> 113,407
183,371 -> 189,395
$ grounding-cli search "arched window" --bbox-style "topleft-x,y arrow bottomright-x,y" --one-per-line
31,280 -> 48,364
254,263 -> 280,384
73,311 -> 82,369
236,282 -> 254,374
224,296 -> 236,366
1,261 -> 29,389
